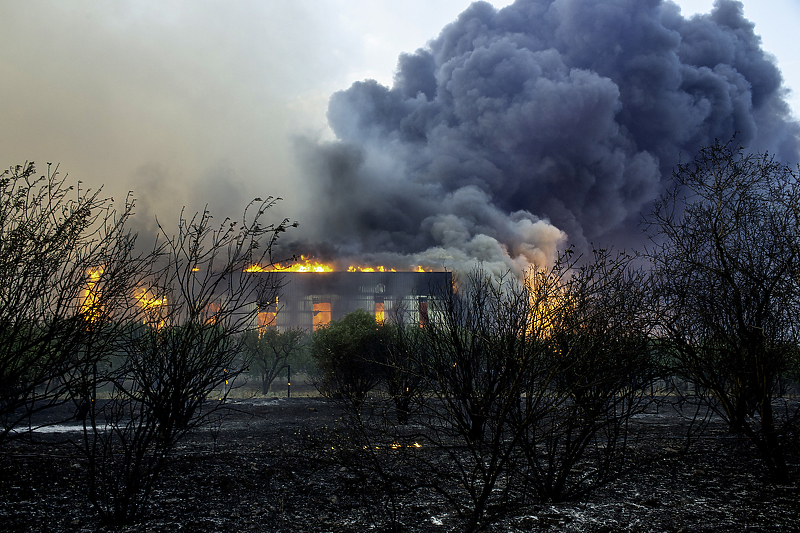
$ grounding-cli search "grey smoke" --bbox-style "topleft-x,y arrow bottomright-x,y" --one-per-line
293,0 -> 799,273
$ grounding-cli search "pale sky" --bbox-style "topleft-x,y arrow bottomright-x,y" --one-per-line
0,0 -> 797,235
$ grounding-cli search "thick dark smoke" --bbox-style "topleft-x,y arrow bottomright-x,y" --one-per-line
292,0 -> 799,274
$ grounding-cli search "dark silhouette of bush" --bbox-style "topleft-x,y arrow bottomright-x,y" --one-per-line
645,139 -> 800,483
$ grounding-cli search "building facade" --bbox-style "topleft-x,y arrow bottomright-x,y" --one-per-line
256,271 -> 452,331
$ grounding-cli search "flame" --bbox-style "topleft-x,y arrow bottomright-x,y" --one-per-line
347,265 -> 396,272
313,302 -> 331,330
204,302 -> 220,325
134,288 -> 167,328
245,255 -> 438,273
525,269 -> 570,339
246,255 -> 334,273
258,297 -> 278,337
80,267 -> 104,321
134,289 -> 167,309
285,259 -> 333,272
347,264 -> 432,272
258,311 -> 277,330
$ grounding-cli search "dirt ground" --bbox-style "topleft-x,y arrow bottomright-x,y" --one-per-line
1,395 -> 799,532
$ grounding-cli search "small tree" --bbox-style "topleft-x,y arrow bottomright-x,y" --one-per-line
645,139 -> 800,483
379,316 -> 429,425
519,248 -> 657,501
0,162 -> 142,442
311,309 -> 386,410
81,199 -> 294,524
245,327 -> 307,395
416,269 -> 547,531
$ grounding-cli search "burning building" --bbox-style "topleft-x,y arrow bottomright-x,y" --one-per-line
254,270 -> 452,332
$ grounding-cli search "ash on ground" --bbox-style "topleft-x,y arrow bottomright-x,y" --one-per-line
1,397 -> 799,532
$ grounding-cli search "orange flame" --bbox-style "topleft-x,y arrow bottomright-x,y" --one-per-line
245,255 -> 334,273
134,288 -> 167,328
80,267 -> 103,321
524,269 -> 569,339
313,302 -> 331,330
347,265 -> 396,272
134,289 -> 167,309
245,256 -> 438,273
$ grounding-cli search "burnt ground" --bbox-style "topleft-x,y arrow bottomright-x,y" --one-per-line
1,395 -> 799,533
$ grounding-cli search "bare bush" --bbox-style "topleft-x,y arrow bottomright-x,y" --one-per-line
646,139 -> 800,483
0,162 -> 142,441
81,200 -> 294,524
319,251 -> 659,532
519,248 -> 658,501
415,269 -> 546,531
379,312 -> 430,425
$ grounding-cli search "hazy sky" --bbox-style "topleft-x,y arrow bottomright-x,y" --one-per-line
1,0 -> 798,251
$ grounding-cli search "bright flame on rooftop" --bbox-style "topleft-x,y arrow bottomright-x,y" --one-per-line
347,265 -> 396,272
246,255 -> 334,273
246,256 -> 436,273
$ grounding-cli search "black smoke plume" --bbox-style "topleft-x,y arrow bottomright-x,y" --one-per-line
291,0 -> 799,274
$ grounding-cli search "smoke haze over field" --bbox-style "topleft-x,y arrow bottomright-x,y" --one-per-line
292,0 -> 800,273
1,0 -> 799,274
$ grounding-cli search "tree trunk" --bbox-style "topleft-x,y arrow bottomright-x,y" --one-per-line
758,399 -> 789,484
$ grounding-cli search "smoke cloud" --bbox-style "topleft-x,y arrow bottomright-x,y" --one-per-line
292,0 -> 799,274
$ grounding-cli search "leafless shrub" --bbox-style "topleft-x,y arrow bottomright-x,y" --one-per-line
81,199 -> 294,524
645,139 -> 800,483
0,162 -> 143,441
518,247 -> 658,501
320,250 -> 659,532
